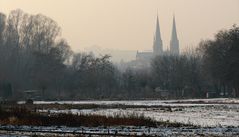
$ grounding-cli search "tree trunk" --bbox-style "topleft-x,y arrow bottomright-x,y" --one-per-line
236,87 -> 239,98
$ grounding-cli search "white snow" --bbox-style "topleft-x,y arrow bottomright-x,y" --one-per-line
0,125 -> 239,136
18,98 -> 239,105
35,98 -> 239,127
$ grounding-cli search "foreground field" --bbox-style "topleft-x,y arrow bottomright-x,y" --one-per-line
1,98 -> 239,136
1,125 -> 239,137
26,98 -> 239,127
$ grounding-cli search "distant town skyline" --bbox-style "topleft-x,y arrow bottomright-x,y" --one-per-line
0,0 -> 239,52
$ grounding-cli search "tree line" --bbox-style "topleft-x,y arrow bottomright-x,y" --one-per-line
0,9 -> 238,100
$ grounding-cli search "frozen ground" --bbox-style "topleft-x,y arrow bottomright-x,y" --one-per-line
18,98 -> 239,105
40,104 -> 239,127
7,98 -> 239,136
0,125 -> 239,137
35,98 -> 239,127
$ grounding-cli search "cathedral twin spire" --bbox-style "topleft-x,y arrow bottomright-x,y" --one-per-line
153,14 -> 179,55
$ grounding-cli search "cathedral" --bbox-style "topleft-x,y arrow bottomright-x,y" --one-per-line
136,15 -> 179,61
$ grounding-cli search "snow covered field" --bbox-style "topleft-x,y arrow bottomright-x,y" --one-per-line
35,98 -> 239,127
18,98 -> 239,105
1,125 -> 239,137
1,98 -> 239,136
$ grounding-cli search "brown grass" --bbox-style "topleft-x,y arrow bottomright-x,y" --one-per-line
0,104 -> 195,128
0,106 -> 157,127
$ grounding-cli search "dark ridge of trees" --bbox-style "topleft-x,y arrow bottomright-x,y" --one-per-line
198,25 -> 239,97
0,9 -> 238,100
0,9 -> 71,100
151,53 -> 205,98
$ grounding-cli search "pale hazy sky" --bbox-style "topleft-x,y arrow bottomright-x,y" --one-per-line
0,0 -> 239,52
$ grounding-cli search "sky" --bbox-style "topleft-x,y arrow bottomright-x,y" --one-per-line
0,0 -> 239,52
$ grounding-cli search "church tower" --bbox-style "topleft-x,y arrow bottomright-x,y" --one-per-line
153,15 -> 163,56
170,15 -> 179,55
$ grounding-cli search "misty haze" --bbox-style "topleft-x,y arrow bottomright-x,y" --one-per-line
0,0 -> 239,136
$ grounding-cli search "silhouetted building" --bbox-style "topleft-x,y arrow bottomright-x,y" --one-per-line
136,15 -> 180,62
